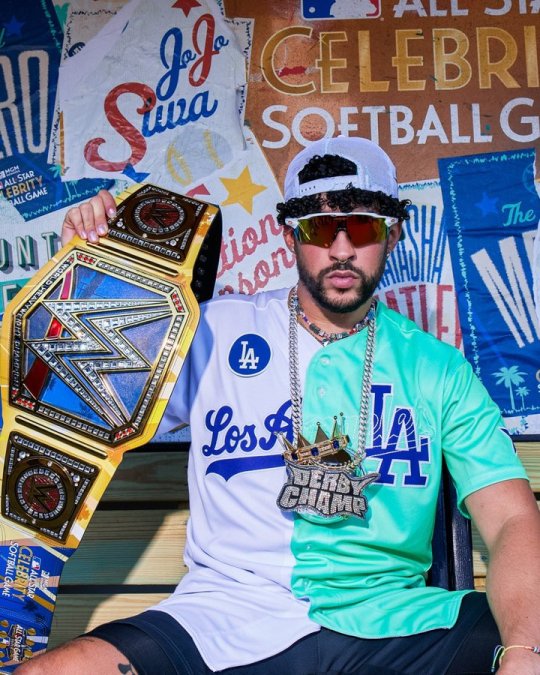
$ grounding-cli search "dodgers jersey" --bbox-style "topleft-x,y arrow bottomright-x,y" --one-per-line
152,287 -> 527,671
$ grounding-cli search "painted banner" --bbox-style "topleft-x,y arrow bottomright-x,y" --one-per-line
378,179 -> 462,350
58,0 -> 247,183
535,217 -> 540,329
0,0 -> 539,437
0,0 -> 112,219
48,0 -> 129,166
439,148 -> 540,435
0,0 -> 113,323
187,130 -> 298,296
224,0 -> 540,190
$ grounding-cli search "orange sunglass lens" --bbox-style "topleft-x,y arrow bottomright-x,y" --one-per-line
296,215 -> 387,247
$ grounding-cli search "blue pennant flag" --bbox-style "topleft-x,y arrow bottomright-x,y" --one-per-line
439,149 -> 540,429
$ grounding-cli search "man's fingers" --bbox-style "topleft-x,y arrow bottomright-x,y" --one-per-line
98,189 -> 117,221
80,202 -> 99,242
62,206 -> 87,246
61,191 -> 117,246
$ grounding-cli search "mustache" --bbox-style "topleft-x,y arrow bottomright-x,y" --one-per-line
322,261 -> 362,274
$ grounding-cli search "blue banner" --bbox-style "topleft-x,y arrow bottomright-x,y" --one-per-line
0,0 -> 111,220
439,149 -> 540,429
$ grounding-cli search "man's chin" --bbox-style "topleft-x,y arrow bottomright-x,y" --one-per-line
318,287 -> 365,314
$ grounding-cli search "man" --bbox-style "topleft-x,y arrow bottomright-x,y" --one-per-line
17,137 -> 540,674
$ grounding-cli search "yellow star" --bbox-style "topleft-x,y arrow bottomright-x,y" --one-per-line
220,166 -> 267,214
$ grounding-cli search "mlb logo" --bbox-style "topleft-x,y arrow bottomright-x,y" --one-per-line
302,0 -> 382,19
31,557 -> 41,572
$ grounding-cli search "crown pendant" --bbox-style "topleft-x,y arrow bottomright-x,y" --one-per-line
280,417 -> 353,469
276,417 -> 380,519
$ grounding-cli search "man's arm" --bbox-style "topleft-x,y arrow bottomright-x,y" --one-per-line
466,478 -> 540,673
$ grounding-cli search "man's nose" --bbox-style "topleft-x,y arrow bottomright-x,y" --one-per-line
329,226 -> 355,260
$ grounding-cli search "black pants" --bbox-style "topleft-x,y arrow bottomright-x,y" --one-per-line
87,591 -> 499,674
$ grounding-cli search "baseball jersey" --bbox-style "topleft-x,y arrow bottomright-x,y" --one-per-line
151,287 -> 527,671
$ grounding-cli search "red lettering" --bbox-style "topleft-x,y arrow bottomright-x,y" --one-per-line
398,285 -> 416,322
190,14 -> 218,87
254,259 -> 272,288
242,227 -> 260,256
236,247 -> 296,294
436,284 -> 462,349
265,213 -> 283,237
84,82 -> 156,172
238,273 -> 255,294
382,290 -> 399,312
419,284 -> 428,332
436,284 -> 451,342
218,215 -> 282,277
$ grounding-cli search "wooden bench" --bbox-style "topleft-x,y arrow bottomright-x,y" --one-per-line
49,440 -> 540,648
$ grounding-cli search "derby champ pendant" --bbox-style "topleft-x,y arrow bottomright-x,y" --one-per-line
0,184 -> 221,672
276,419 -> 379,520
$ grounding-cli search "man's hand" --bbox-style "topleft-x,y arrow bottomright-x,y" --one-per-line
466,479 -> 540,674
61,189 -> 117,246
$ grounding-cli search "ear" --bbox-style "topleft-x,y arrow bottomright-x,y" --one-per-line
387,222 -> 402,254
283,225 -> 296,252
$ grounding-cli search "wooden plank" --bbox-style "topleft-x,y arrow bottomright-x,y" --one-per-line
104,443 -> 537,503
50,593 -> 168,649
62,510 -> 189,585
515,442 -> 540,492
470,442 -> 539,590
472,525 -> 489,582
104,451 -> 188,503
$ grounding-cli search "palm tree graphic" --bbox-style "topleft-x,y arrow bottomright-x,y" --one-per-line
493,366 -> 526,411
516,386 -> 530,410
49,164 -> 81,200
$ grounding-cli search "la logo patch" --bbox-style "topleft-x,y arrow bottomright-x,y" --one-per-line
228,334 -> 271,377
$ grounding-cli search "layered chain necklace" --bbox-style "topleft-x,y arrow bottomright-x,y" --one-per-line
296,297 -> 376,347
275,285 -> 380,520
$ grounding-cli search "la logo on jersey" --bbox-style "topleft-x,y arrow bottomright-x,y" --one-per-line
228,334 -> 272,377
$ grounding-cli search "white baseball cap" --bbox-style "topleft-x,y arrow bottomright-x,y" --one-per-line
283,136 -> 398,201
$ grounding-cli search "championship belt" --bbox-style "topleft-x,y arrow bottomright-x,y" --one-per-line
0,183 -> 221,671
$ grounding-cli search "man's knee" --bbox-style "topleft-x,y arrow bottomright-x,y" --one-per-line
14,636 -> 134,674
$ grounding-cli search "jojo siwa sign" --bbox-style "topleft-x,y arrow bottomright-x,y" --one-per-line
59,0 -> 246,183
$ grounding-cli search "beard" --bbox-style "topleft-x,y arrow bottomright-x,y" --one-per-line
295,243 -> 387,314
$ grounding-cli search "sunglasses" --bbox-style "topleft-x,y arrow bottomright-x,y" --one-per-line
285,212 -> 399,248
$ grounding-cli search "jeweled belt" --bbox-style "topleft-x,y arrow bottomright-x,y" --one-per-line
0,184 -> 221,672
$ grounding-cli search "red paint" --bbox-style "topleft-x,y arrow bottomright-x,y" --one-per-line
24,270 -> 73,399
190,14 -> 219,87
277,66 -> 307,77
84,82 -> 156,172
172,0 -> 201,17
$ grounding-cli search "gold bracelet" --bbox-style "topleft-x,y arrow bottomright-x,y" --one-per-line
491,644 -> 540,671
